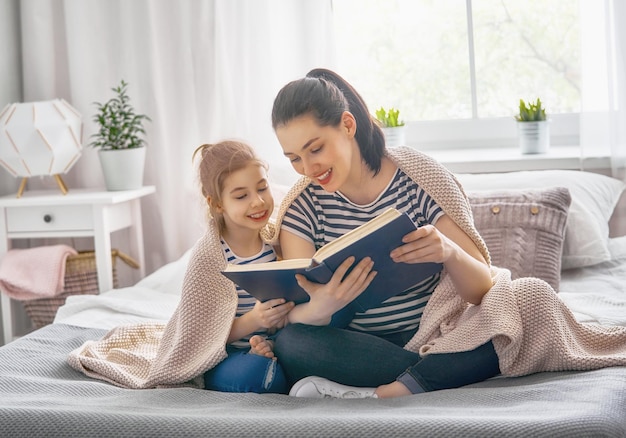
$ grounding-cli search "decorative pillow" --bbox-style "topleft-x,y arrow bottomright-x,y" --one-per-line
457,170 -> 626,270
467,187 -> 572,291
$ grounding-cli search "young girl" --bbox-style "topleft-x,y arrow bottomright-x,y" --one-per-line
68,140 -> 294,393
194,141 -> 293,393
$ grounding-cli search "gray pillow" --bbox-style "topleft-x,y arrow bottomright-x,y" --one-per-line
468,187 -> 572,291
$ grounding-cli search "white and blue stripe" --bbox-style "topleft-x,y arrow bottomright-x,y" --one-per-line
281,168 -> 444,336
221,240 -> 277,349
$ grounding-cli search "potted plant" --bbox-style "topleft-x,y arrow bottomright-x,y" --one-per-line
375,107 -> 406,147
90,80 -> 151,190
515,98 -> 549,154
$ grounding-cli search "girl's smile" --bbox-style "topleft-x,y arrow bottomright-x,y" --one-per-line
248,209 -> 270,222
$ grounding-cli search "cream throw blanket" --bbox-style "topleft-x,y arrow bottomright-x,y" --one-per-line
68,147 -> 626,388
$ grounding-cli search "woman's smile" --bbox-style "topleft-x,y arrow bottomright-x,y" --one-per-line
315,168 -> 333,185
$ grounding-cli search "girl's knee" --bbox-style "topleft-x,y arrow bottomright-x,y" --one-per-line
204,353 -> 288,394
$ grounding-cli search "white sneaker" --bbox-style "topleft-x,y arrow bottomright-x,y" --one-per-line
289,376 -> 378,399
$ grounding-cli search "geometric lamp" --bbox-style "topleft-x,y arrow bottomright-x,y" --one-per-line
0,99 -> 83,198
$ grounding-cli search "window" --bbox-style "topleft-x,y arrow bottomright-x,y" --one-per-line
332,0 -> 581,150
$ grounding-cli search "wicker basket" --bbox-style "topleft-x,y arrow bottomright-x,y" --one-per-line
23,249 -> 139,329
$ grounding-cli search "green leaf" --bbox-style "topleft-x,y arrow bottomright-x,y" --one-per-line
515,98 -> 547,122
89,79 -> 151,150
375,106 -> 404,127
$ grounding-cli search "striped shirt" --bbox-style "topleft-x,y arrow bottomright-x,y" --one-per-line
221,239 -> 277,349
281,168 -> 444,336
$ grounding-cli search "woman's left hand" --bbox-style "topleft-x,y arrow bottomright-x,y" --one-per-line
390,216 -> 492,305
389,224 -> 451,264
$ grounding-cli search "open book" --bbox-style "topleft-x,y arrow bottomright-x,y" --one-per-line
221,208 -> 443,314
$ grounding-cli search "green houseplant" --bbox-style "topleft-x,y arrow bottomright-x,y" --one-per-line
515,98 -> 549,154
375,107 -> 405,128
375,107 -> 406,147
90,80 -> 151,190
515,98 -> 547,122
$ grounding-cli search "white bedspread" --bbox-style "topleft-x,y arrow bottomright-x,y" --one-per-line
55,240 -> 626,330
558,236 -> 626,326
54,250 -> 189,329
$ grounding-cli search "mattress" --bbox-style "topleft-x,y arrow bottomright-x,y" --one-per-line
2,239 -> 624,437
0,323 -> 624,437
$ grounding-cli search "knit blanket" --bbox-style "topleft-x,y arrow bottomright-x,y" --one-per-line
68,147 -> 626,388
68,224 -> 240,388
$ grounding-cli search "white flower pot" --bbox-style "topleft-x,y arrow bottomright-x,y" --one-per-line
98,147 -> 146,191
382,126 -> 406,148
517,121 -> 550,154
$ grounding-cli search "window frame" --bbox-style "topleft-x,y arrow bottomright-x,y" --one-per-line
407,113 -> 579,152
412,0 -> 579,151
332,0 -> 582,152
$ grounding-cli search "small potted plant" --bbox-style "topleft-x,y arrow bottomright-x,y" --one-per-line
375,107 -> 406,147
515,98 -> 549,154
90,80 -> 151,190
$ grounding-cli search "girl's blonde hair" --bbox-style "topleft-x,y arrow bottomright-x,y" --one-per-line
192,140 -> 267,234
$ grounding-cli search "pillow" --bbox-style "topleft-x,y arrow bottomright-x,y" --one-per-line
468,187 -> 571,291
457,170 -> 626,270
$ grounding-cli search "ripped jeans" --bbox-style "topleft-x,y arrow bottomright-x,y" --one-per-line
203,345 -> 288,394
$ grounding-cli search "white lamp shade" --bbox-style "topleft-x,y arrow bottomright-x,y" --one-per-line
0,99 -> 83,177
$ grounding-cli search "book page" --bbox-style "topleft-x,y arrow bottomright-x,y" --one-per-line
223,258 -> 311,272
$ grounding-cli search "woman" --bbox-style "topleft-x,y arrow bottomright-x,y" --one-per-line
267,68 -> 626,399
268,68 -> 499,398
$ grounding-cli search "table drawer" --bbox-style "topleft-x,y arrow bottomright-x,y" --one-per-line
6,205 -> 93,233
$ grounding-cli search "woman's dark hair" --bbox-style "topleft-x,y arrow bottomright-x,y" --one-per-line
271,68 -> 386,175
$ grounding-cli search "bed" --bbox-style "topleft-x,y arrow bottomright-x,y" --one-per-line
1,169 -> 625,438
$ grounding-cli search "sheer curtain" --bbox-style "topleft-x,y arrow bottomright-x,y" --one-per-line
580,0 -> 626,181
13,0 -> 335,276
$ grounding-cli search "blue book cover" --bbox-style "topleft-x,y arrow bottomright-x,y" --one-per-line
221,208 -> 443,314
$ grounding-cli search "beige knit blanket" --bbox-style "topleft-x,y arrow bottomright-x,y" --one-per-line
68,146 -> 626,388
68,223 -> 242,388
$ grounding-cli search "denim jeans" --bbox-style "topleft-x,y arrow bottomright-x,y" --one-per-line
203,346 -> 289,394
273,323 -> 500,393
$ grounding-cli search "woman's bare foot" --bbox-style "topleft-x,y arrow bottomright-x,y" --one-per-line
374,381 -> 412,399
249,335 -> 275,359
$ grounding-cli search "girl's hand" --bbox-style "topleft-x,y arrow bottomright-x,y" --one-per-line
251,298 -> 295,329
289,256 -> 376,325
227,298 -> 294,344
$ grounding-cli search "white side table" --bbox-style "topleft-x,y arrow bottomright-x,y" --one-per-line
0,186 -> 155,345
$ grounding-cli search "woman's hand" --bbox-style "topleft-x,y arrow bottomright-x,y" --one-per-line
390,216 -> 492,305
288,256 -> 377,325
390,224 -> 451,264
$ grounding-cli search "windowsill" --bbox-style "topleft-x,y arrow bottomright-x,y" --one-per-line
423,145 -> 611,174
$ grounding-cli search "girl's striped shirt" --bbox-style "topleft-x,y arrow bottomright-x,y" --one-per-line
221,240 -> 277,349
